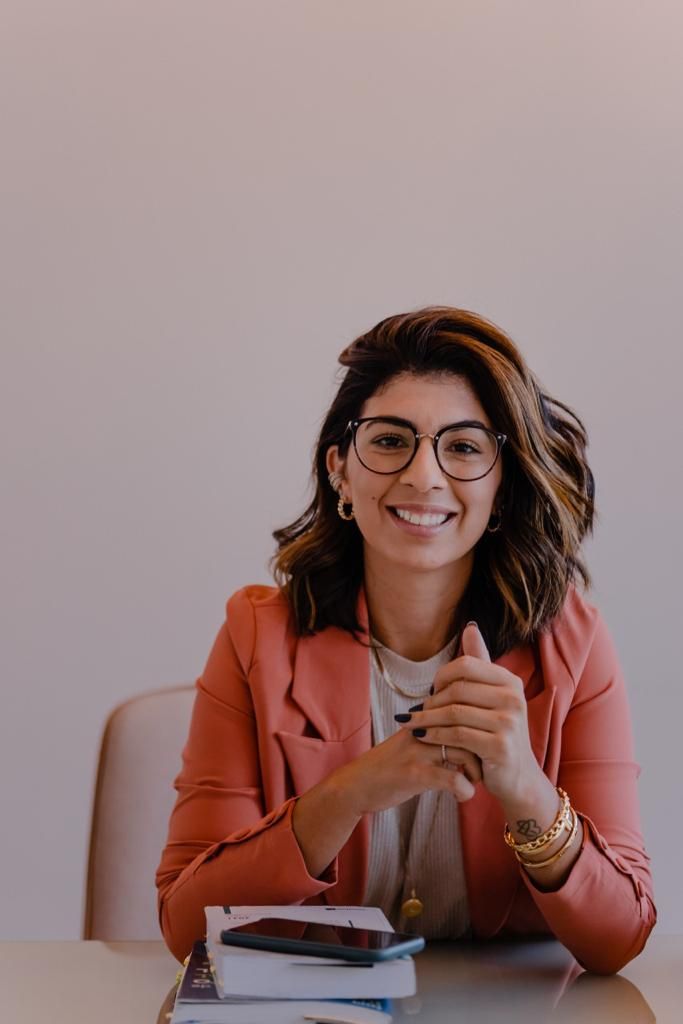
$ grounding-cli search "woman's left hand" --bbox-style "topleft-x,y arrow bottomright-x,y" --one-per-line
396,622 -> 543,806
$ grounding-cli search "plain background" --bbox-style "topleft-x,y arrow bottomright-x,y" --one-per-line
1,1 -> 681,939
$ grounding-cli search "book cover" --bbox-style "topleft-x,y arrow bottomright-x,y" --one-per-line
170,943 -> 393,1024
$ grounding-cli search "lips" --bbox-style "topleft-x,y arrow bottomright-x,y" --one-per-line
387,507 -> 456,524
388,504 -> 457,516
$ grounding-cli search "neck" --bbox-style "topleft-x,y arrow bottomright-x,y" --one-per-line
363,553 -> 472,661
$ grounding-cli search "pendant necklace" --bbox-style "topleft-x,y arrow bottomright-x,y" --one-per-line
398,793 -> 444,919
371,643 -> 453,920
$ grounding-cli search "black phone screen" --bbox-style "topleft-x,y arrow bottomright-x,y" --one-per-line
220,917 -> 426,961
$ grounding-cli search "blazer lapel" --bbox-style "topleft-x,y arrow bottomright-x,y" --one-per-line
289,587 -> 372,741
283,587 -> 373,907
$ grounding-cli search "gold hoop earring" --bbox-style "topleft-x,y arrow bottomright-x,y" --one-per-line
329,471 -> 354,520
486,508 -> 503,533
337,495 -> 355,521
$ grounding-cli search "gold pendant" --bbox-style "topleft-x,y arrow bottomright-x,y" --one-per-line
401,889 -> 424,918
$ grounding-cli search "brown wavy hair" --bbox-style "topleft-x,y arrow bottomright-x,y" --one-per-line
271,306 -> 595,659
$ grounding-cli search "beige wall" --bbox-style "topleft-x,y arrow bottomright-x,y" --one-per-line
1,1 -> 681,937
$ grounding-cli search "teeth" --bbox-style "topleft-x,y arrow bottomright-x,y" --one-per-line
394,509 -> 449,527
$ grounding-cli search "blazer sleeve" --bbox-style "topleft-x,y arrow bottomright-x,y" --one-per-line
155,607 -> 337,962
521,611 -> 657,973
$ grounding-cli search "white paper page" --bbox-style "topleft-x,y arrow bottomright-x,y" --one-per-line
214,905 -> 392,931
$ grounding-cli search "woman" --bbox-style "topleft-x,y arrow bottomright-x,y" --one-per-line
156,306 -> 655,973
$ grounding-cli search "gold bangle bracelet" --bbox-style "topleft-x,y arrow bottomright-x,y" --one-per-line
504,787 -> 571,854
515,808 -> 579,870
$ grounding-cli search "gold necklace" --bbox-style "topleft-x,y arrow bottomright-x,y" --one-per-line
371,637 -> 460,700
371,643 -> 455,920
371,645 -> 431,700
399,802 -> 426,919
398,792 -> 444,920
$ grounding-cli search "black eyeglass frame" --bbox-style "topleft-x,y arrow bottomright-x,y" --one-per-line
345,416 -> 508,482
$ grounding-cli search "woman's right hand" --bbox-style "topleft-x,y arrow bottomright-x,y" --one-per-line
292,727 -> 481,879
328,727 -> 482,816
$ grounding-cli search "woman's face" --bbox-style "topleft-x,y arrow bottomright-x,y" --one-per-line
326,373 -> 503,579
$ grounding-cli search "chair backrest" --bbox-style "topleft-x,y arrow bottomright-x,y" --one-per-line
83,684 -> 195,939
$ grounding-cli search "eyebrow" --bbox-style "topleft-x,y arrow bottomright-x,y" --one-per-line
369,415 -> 492,431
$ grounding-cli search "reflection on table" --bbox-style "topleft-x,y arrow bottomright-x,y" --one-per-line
2,936 -> 678,1024
391,939 -> 657,1022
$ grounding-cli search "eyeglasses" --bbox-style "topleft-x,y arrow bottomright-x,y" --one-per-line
346,416 -> 507,482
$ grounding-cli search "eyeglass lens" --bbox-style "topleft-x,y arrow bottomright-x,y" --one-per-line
355,419 -> 499,479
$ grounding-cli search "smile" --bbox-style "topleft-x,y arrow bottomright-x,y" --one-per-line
387,506 -> 457,533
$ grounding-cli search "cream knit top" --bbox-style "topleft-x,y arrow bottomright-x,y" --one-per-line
363,636 -> 471,939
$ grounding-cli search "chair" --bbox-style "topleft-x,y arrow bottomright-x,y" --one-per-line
83,684 -> 195,939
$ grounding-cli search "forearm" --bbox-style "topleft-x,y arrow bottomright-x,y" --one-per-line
291,770 -> 363,879
520,814 -> 656,973
500,776 -> 654,972
158,798 -> 338,961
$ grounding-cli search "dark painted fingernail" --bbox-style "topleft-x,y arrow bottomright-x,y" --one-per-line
429,685 -> 434,696
394,713 -> 412,723
412,728 -> 427,738
408,703 -> 423,713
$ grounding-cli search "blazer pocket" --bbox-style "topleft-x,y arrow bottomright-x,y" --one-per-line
276,720 -> 370,795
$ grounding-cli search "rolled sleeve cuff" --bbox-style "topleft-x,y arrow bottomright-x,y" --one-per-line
519,813 -> 654,973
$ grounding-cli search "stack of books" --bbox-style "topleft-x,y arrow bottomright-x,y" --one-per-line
168,905 -> 419,1024
169,941 -> 392,1024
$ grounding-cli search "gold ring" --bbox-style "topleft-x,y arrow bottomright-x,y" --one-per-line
441,743 -> 450,768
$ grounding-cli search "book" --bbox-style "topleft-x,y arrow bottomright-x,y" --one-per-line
170,942 -> 393,1024
204,906 -> 417,1000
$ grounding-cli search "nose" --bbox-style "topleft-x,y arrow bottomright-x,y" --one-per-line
398,434 -> 446,491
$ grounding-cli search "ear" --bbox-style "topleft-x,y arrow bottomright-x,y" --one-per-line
493,481 -> 505,514
325,445 -> 347,480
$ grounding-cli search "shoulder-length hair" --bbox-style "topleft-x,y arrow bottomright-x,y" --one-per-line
271,306 -> 595,659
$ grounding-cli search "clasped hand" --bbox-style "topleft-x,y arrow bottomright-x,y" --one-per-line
331,623 -> 542,818
396,622 -> 540,806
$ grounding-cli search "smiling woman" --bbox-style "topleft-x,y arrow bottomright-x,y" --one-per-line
156,307 -> 655,974
325,375 -> 506,650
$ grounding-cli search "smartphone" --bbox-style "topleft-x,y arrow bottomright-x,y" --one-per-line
219,917 -> 425,962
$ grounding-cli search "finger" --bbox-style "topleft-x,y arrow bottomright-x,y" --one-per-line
431,622 -> 493,696
448,770 -> 476,801
418,725 -> 498,761
401,722 -> 483,782
431,657 -> 519,697
447,747 -> 483,783
426,680 -> 512,711
405,704 -> 497,735
426,744 -> 483,783
462,620 -> 491,663
428,765 -> 476,802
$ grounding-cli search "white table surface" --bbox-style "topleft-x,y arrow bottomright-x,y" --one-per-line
0,935 -> 679,1023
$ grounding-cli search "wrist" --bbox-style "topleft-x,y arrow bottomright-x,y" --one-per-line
518,813 -> 584,890
500,769 -> 559,844
322,767 -> 366,822
291,772 -> 362,882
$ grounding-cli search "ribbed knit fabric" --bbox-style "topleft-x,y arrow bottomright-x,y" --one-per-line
363,636 -> 471,939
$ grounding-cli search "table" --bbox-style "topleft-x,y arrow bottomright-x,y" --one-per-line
1,936 -> 680,1022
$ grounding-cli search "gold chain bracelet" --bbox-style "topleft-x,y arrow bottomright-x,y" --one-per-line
503,787 -> 571,855
515,807 -> 579,870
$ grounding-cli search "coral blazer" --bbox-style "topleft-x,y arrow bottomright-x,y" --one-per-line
156,584 -> 656,973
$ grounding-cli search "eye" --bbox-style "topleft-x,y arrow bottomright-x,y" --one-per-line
447,440 -> 480,454
371,433 -> 410,449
